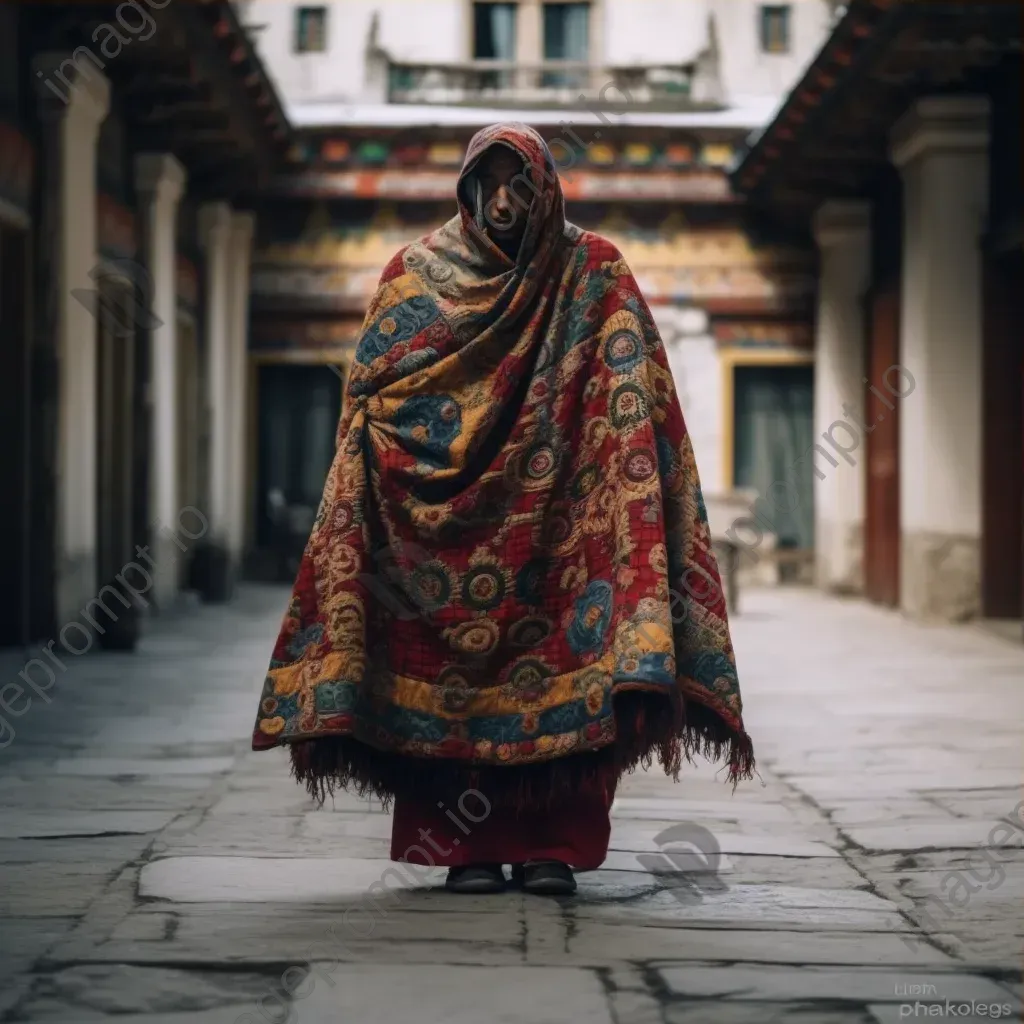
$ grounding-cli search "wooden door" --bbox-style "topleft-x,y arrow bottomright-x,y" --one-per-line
95,278 -> 135,594
981,249 -> 1024,619
176,316 -> 200,588
0,224 -> 29,646
864,283 -> 901,607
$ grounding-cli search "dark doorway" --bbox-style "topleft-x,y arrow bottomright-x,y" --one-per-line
981,248 -> 1024,620
864,283 -> 901,608
256,363 -> 342,579
95,276 -> 137,641
0,223 -> 29,646
733,363 -> 815,581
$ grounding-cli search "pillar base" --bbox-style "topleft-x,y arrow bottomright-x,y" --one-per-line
56,552 -> 96,633
189,541 -> 235,603
815,519 -> 864,595
94,600 -> 142,651
901,531 -> 980,621
150,532 -> 186,611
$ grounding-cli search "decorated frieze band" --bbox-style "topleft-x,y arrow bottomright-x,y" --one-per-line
712,321 -> 814,349
298,135 -> 738,172
268,168 -> 734,202
249,318 -> 361,352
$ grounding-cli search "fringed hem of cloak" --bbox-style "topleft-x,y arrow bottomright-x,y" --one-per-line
288,689 -> 755,812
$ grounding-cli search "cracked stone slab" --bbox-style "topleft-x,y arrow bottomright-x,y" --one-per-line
48,756 -> 236,777
827,801 -> 957,828
785,771 -> 1024,801
0,810 -> 176,839
11,1007 -> 268,1024
843,819 -> 1024,853
596,850 -> 734,874
611,797 -> 797,823
565,926 -> 953,966
664,1002 -> 876,1023
0,835 -> 150,865
574,884 -> 906,931
140,855 -> 445,903
717,854 -> 866,888
657,965 -> 1017,1005
154,831 -> 391,861
12,964 -> 278,1020
0,916 -> 81,1017
0,777 -> 211,811
609,828 -> 839,858
291,964 -> 614,1024
299,812 -> 396,841
0,863 -> 117,917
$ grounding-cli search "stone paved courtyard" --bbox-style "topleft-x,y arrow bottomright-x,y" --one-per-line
0,584 -> 1021,1023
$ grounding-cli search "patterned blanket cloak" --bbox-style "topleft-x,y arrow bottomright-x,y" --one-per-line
252,123 -> 754,808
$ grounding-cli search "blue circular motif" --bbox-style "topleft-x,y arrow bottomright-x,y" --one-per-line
604,329 -> 644,372
393,394 -> 462,467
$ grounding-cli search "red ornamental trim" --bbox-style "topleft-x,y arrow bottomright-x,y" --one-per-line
230,44 -> 246,63
213,17 -> 230,38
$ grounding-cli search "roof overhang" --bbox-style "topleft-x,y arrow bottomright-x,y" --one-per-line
35,0 -> 295,195
732,0 -> 1022,219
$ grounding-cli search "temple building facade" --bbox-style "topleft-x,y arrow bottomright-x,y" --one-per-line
734,0 -> 1023,631
239,0 -> 835,583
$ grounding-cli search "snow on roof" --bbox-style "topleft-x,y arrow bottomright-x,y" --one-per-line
286,95 -> 784,132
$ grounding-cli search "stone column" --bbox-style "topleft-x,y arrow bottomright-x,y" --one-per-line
198,202 -> 234,600
811,200 -> 871,594
33,58 -> 110,626
890,97 -> 990,620
226,211 -> 255,565
657,305 -> 722,494
135,154 -> 187,609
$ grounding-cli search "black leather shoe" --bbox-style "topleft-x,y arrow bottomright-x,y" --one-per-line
518,860 -> 576,895
445,863 -> 506,893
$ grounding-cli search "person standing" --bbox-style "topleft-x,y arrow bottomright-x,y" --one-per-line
252,123 -> 753,895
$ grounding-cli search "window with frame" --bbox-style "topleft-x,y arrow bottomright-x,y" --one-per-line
542,2 -> 589,87
543,2 -> 590,61
473,2 -> 517,60
294,6 -> 327,54
759,4 -> 791,53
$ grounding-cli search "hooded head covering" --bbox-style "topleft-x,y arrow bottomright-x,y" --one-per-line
455,122 -> 567,269
252,123 -> 754,808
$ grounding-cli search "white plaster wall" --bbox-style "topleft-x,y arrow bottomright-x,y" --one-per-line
603,0 -> 709,65
709,0 -> 831,101
656,306 -> 722,496
245,0 -> 833,106
246,0 -> 464,103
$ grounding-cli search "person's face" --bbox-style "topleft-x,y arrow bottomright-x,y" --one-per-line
477,146 -> 530,244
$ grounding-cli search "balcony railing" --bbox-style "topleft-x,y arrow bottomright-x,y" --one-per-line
386,60 -> 712,110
